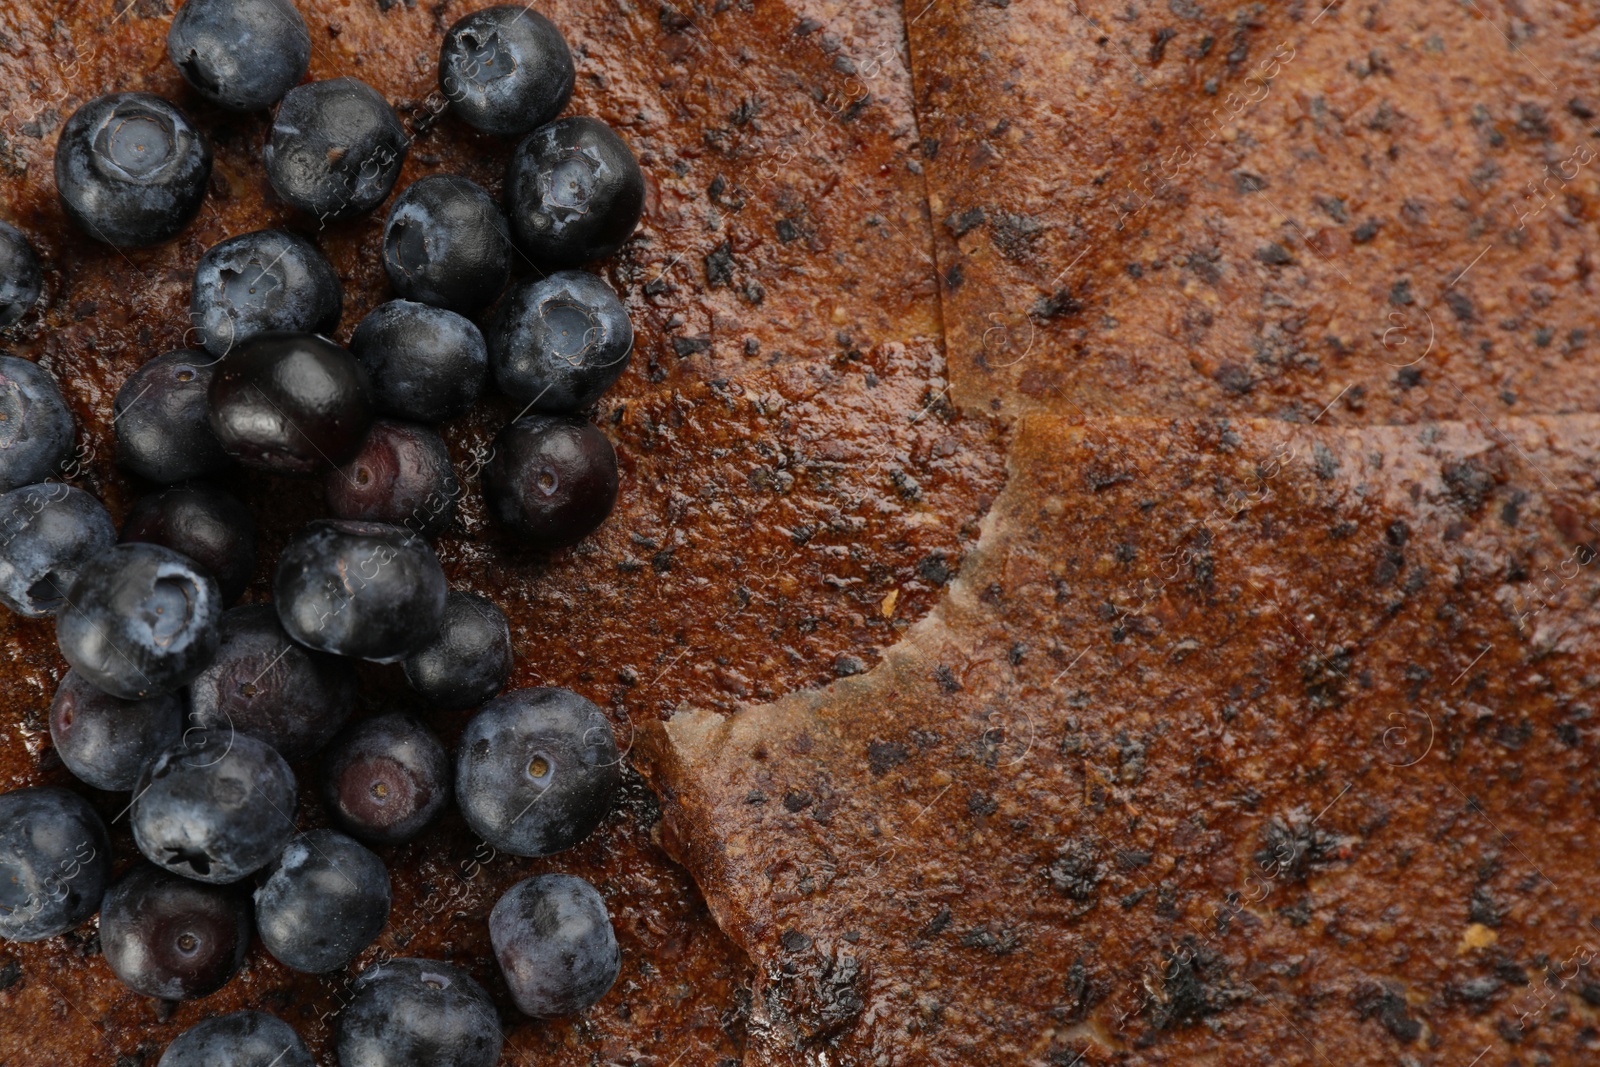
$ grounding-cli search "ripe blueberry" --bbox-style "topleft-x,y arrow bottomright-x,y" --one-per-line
383,175 -> 511,315
254,829 -> 390,973
187,604 -> 357,761
0,484 -> 115,618
100,863 -> 250,999
0,355 -> 75,493
439,5 -> 573,137
54,92 -> 212,248
208,331 -> 373,474
487,270 -> 632,411
505,116 -> 644,267
337,958 -> 503,1067
157,1011 -> 313,1067
481,415 -> 618,550
120,483 -> 259,604
55,542 -> 222,699
0,787 -> 111,942
324,420 -> 459,537
167,0 -> 311,112
49,669 -> 185,791
455,687 -> 620,857
403,590 -> 512,708
320,713 -> 451,846
490,873 -> 619,1017
264,78 -> 407,222
0,222 -> 42,328
273,520 -> 447,662
130,732 -> 297,884
190,229 -> 341,356
113,351 -> 233,484
349,300 -> 487,424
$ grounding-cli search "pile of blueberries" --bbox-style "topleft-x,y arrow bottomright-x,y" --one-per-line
0,1 -> 646,1063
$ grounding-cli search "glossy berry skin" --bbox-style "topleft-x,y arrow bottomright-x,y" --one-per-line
157,1011 -> 314,1067
167,0 -> 311,112
439,5 -> 573,137
324,420 -> 458,537
274,520 -> 446,662
490,873 -> 619,1017
455,687 -> 620,857
337,958 -> 503,1067
0,787 -> 111,942
505,116 -> 644,267
320,713 -> 450,846
349,300 -> 487,424
120,484 -> 258,604
49,670 -> 185,791
131,732 -> 297,884
114,352 -> 232,483
54,93 -> 212,248
208,331 -> 373,475
187,604 -> 356,760
264,78 -> 407,222
0,222 -> 42,328
0,484 -> 115,618
403,591 -> 512,708
190,229 -> 341,356
481,415 -> 617,550
100,863 -> 250,999
56,543 -> 222,699
0,356 -> 74,493
487,271 -> 632,411
383,176 -> 511,315
254,829 -> 390,973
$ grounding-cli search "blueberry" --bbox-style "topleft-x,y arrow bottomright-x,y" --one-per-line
481,415 -> 617,550
120,483 -> 258,603
56,542 -> 222,699
54,92 -> 212,248
0,484 -> 114,617
337,958 -> 503,1067
402,591 -> 512,708
320,713 -> 451,846
0,356 -> 75,493
187,604 -> 356,760
349,300 -> 487,424
439,5 -> 574,137
274,520 -> 446,662
505,116 -> 644,267
0,222 -> 42,328
0,787 -> 112,942
254,829 -> 390,973
190,229 -> 341,356
264,78 -> 408,222
49,669 -> 185,791
490,873 -> 619,1017
324,420 -> 459,537
383,176 -> 511,315
167,0 -> 311,112
114,352 -> 233,483
100,863 -> 250,999
157,1011 -> 314,1067
131,731 -> 297,883
487,270 -> 632,411
208,331 -> 373,474
455,687 -> 620,857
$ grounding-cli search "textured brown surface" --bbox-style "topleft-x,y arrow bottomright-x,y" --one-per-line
4,0 -> 1600,1066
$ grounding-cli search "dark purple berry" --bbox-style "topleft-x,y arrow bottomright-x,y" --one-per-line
49,669 -> 185,791
157,1011 -> 313,1067
337,958 -> 502,1067
349,300 -> 487,424
208,331 -> 373,475
481,415 -> 617,550
100,863 -> 250,999
324,420 -> 459,538
320,713 -> 451,846
120,483 -> 258,604
113,351 -> 232,484
402,591 -> 512,707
